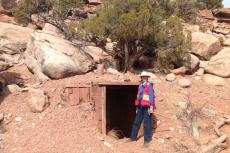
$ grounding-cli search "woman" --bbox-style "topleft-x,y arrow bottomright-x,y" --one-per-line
128,71 -> 155,148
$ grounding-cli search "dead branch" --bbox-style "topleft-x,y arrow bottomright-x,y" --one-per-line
214,118 -> 230,137
201,135 -> 227,153
201,117 -> 230,153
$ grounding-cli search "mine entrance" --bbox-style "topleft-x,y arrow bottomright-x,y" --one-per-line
106,85 -> 138,137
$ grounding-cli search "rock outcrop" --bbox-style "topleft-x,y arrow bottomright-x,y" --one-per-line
0,22 -> 34,71
204,48 -> 230,78
202,74 -> 228,86
25,31 -> 95,80
191,32 -> 222,60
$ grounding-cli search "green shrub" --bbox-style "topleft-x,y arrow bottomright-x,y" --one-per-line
85,0 -> 191,72
175,0 -> 197,23
196,0 -> 223,10
154,16 -> 191,72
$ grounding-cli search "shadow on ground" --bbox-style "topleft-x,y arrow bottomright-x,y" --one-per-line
0,71 -> 23,105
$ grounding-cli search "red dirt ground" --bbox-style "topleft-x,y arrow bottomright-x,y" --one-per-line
0,65 -> 230,153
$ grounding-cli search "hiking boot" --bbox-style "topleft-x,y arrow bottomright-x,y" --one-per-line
143,141 -> 152,148
125,138 -> 135,143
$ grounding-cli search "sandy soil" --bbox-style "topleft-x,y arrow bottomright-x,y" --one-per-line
0,65 -> 230,153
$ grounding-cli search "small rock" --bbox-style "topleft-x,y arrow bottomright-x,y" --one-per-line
106,38 -> 112,43
199,60 -> 208,68
27,89 -> 49,113
189,54 -> 200,72
177,102 -> 188,109
195,68 -> 204,76
106,68 -> 121,75
6,84 -> 21,93
103,141 -> 112,148
169,127 -> 174,131
166,73 -> 176,82
158,138 -> 165,144
105,42 -> 114,51
171,66 -> 187,75
178,78 -> 191,88
15,117 -> 22,122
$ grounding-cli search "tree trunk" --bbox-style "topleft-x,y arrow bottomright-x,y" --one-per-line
123,42 -> 129,72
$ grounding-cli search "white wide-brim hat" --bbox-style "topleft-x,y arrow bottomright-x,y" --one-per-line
139,71 -> 150,77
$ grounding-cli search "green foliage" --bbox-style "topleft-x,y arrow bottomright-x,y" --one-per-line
12,0 -> 82,27
196,0 -> 223,10
175,0 -> 197,23
155,16 -> 191,72
12,0 -> 38,25
85,0 -> 191,72
66,21 -> 78,38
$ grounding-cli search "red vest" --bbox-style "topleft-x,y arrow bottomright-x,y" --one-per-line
135,83 -> 156,108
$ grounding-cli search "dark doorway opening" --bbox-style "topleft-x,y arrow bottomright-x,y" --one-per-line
106,85 -> 138,138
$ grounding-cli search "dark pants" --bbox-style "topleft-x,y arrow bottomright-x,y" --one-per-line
130,106 -> 152,143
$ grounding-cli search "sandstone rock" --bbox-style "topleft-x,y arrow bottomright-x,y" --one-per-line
202,74 -> 228,86
178,78 -> 191,88
0,14 -> 16,24
0,61 -> 10,71
205,48 -> 230,78
42,23 -> 62,36
223,39 -> 230,46
195,68 -> 205,76
83,46 -> 108,63
213,26 -> 230,35
25,32 -> 94,80
105,42 -> 114,52
189,54 -> 200,72
171,67 -> 187,75
184,24 -> 200,33
166,73 -> 176,82
199,10 -> 215,20
177,101 -> 188,110
31,14 -> 45,28
0,22 -> 34,69
213,8 -> 230,18
27,89 -> 49,113
191,32 -> 222,60
199,60 -> 208,68
0,22 -> 33,54
6,84 -> 21,93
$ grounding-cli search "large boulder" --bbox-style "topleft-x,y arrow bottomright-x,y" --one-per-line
191,32 -> 222,60
83,46 -> 108,63
204,48 -> 230,78
202,74 -> 228,86
25,31 -> 95,80
0,22 -> 34,70
223,39 -> 230,46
